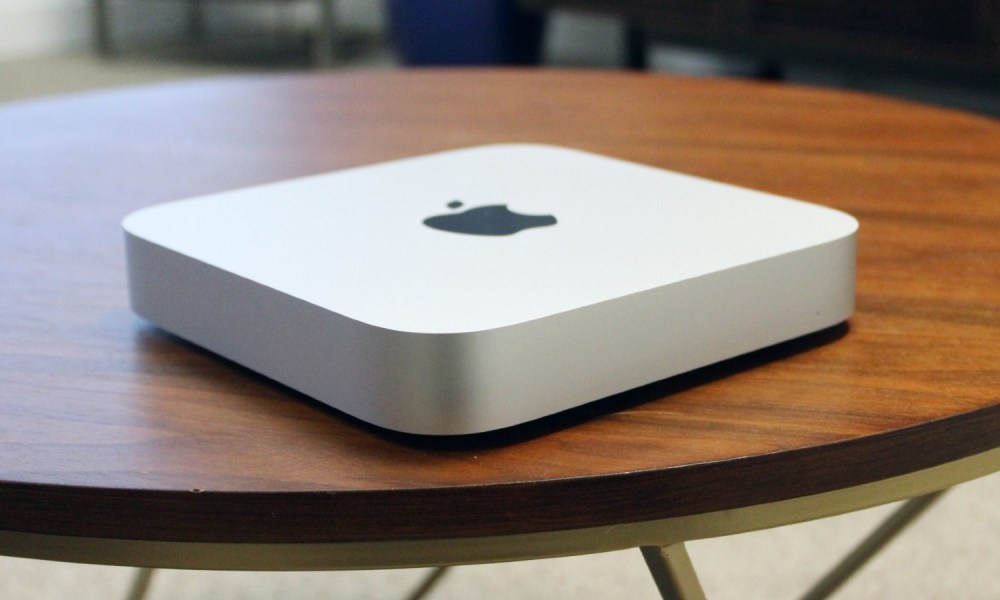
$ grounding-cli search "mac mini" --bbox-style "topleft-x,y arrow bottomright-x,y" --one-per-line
123,144 -> 857,435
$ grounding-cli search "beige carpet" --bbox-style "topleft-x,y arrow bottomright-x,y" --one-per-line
2,51 -> 998,599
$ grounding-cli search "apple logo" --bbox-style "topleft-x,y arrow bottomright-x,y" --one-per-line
423,201 -> 557,236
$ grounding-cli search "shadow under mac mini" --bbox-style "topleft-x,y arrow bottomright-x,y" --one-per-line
132,317 -> 850,451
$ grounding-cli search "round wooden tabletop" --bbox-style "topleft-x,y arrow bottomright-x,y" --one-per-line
1,70 -> 998,569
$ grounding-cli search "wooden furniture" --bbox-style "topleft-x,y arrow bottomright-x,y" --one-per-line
92,0 -> 337,66
1,70 -> 998,598
520,0 -> 1000,78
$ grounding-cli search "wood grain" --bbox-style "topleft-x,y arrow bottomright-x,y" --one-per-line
1,70 -> 998,545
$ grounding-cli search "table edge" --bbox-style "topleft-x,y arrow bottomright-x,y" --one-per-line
2,446 -> 997,571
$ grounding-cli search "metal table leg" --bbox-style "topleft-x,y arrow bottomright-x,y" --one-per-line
405,566 -> 450,600
124,568 -> 155,600
798,491 -> 946,600
642,544 -> 708,600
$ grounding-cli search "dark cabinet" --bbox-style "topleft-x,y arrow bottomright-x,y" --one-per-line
521,0 -> 1000,79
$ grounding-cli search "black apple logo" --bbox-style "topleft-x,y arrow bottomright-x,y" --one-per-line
422,201 -> 557,236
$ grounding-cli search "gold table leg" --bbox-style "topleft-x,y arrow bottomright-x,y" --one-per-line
117,492 -> 945,600
124,567 -> 155,600
640,491 -> 945,600
798,491 -> 945,600
641,544 -> 708,600
405,566 -> 449,600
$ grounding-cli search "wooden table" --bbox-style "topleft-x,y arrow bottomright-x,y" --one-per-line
1,70 -> 998,599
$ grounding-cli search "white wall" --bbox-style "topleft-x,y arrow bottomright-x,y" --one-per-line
0,0 -> 90,59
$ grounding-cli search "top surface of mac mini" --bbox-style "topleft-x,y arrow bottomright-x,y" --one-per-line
123,144 -> 858,435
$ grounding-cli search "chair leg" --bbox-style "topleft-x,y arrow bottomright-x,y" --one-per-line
185,0 -> 205,40
93,0 -> 112,55
313,0 -> 336,67
641,544 -> 708,600
625,25 -> 648,70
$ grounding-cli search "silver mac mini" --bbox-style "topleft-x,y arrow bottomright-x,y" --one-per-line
124,144 -> 857,435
